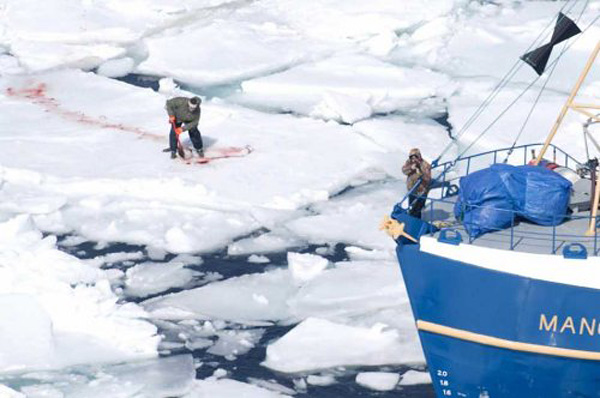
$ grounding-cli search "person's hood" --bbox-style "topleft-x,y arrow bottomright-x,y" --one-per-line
409,148 -> 422,159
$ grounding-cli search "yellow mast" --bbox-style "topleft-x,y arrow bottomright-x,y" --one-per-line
535,41 -> 600,165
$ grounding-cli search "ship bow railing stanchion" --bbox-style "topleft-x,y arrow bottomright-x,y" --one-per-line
552,216 -> 557,254
429,200 -> 434,234
510,213 -> 515,250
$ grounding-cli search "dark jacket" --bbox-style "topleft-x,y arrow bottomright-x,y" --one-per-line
402,148 -> 432,195
166,97 -> 201,132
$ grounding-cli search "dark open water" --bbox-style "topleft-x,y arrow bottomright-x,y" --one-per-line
58,236 -> 434,397
90,72 -> 437,396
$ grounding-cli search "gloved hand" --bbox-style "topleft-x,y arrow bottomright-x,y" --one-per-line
169,116 -> 176,124
175,127 -> 183,136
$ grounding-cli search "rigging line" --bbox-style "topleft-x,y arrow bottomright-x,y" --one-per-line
434,0 -> 578,165
451,0 -> 575,139
503,43 -> 566,163
575,0 -> 589,21
584,124 -> 591,160
454,11 -> 600,162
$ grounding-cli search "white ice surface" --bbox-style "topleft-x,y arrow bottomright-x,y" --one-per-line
287,252 -> 329,283
145,256 -> 424,371
0,215 -> 158,374
399,370 -> 432,386
183,378 -> 291,398
0,385 -> 24,398
262,318 -> 408,373
306,374 -> 336,387
18,354 -> 195,398
124,260 -> 199,298
355,372 -> 400,392
236,54 -> 456,122
2,0 -> 600,392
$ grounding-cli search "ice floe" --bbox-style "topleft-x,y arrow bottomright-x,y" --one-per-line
355,371 -> 400,391
1,0 -> 598,395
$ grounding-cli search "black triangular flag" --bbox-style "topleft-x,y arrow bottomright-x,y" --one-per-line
522,43 -> 553,76
521,12 -> 581,76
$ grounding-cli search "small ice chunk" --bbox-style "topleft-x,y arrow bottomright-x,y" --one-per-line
345,246 -> 394,261
247,378 -> 297,396
185,338 -> 213,351
159,341 -> 186,350
306,375 -> 336,386
0,385 -> 25,398
207,329 -> 265,358
356,372 -> 400,391
263,318 -> 404,373
213,368 -> 228,379
399,370 -> 432,386
228,233 -> 304,255
248,254 -> 271,264
125,261 -> 197,298
184,378 -> 290,397
287,252 -> 328,283
159,77 -> 178,94
96,57 -> 135,78
147,246 -> 168,260
293,377 -> 307,391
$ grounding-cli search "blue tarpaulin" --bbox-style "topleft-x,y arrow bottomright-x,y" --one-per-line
494,164 -> 572,225
454,167 -> 514,238
454,164 -> 572,238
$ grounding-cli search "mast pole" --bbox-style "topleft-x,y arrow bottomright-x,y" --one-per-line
586,169 -> 600,236
535,41 -> 600,165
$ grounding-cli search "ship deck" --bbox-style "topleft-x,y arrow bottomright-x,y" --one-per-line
411,143 -> 597,256
422,195 -> 599,256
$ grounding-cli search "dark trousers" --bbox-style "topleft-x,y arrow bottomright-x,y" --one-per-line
169,123 -> 203,153
409,193 -> 427,219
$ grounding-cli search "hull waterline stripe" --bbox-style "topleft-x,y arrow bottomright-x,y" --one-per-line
417,320 -> 600,361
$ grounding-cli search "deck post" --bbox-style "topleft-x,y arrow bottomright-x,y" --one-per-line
586,169 -> 600,236
510,213 -> 515,250
442,165 -> 447,197
552,217 -> 557,254
429,200 -> 434,235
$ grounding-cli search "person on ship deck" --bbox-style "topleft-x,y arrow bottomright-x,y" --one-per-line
402,148 -> 432,219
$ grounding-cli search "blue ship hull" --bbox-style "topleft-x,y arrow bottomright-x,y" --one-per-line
397,235 -> 600,397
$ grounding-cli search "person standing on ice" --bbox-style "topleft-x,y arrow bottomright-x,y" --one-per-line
402,148 -> 431,219
165,96 -> 203,159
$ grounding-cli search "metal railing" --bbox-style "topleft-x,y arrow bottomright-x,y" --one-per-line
400,143 -> 579,209
399,143 -> 593,256
423,196 -> 599,256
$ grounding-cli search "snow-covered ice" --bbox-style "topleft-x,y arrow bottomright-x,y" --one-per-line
183,378 -> 291,398
399,369 -> 433,386
1,0 -> 599,396
287,252 -> 329,283
262,318 -> 412,373
124,260 -> 199,298
0,215 -> 158,374
355,372 -> 400,391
